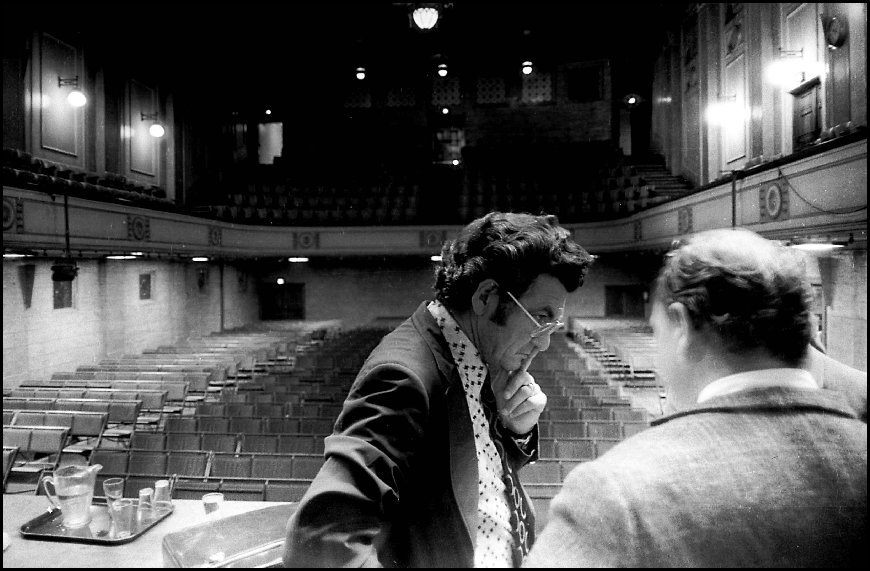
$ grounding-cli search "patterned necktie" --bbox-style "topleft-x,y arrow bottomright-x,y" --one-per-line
480,377 -> 534,567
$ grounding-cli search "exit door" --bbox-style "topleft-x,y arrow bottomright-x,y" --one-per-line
261,282 -> 305,320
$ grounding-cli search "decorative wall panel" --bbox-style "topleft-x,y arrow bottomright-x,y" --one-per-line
129,79 -> 158,177
386,86 -> 416,107
39,34 -> 79,158
521,72 -> 553,103
476,77 -> 506,104
432,77 -> 461,106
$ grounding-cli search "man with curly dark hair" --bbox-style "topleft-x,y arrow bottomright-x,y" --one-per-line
526,228 -> 866,568
283,212 -> 593,567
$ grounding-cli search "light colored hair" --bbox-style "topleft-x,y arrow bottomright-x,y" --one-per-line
653,228 -> 813,365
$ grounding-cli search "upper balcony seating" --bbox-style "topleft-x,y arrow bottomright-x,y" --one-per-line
2,148 -> 175,210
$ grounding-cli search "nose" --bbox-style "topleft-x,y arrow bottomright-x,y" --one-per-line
533,330 -> 552,352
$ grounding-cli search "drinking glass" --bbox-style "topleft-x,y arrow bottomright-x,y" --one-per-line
102,477 -> 124,502
202,492 -> 224,519
111,499 -> 135,539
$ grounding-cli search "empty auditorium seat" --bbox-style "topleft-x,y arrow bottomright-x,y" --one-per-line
210,453 -> 254,478
167,451 -> 209,477
263,479 -> 312,502
520,460 -> 562,484
166,432 -> 202,451
198,432 -> 237,453
555,438 -> 596,460
251,454 -> 295,479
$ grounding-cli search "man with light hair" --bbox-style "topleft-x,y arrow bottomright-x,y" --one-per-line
526,228 -> 866,568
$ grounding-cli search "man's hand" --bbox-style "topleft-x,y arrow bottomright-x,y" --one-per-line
491,349 -> 547,435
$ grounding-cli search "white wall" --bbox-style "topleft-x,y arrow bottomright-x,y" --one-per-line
2,259 -> 260,388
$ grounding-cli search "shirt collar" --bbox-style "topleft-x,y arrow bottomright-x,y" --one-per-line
426,300 -> 489,396
697,368 -> 819,403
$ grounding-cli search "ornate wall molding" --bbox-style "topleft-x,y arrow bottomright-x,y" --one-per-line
3,197 -> 23,233
759,180 -> 790,221
294,232 -> 319,249
678,206 -> 693,234
127,215 -> 151,241
2,139 -> 865,257
208,226 -> 223,246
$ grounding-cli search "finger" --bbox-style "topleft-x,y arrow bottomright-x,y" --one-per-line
501,382 -> 545,417
503,392 -> 547,420
502,370 -> 534,402
519,348 -> 540,373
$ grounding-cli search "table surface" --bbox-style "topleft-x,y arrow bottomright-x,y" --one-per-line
3,494 -> 293,568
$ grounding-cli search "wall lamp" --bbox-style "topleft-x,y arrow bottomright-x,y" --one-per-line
789,233 -> 854,253
141,112 -> 166,138
58,76 -> 87,107
355,67 -> 366,81
705,94 -> 744,126
521,60 -> 534,75
766,47 -> 823,87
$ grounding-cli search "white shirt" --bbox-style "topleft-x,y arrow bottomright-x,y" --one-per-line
427,300 -> 515,568
697,368 -> 819,403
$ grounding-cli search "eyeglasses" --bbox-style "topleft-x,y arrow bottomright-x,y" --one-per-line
505,291 -> 564,339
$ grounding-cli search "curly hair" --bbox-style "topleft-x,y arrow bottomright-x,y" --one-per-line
434,211 -> 593,312
653,228 -> 813,365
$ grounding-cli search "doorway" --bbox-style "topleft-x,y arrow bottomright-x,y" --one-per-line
260,282 -> 305,319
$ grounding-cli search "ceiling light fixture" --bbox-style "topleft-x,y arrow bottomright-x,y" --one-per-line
288,257 -> 309,263
412,6 -> 439,30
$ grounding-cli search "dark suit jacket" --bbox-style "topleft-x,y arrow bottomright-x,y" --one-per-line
525,385 -> 867,568
284,301 -> 539,568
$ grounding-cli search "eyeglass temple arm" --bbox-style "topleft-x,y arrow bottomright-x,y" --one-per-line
506,291 -> 540,325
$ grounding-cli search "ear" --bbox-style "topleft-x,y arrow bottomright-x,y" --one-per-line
470,279 -> 500,317
667,302 -> 700,361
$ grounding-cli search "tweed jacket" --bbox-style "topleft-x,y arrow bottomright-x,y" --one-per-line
525,385 -> 866,568
284,301 -> 539,568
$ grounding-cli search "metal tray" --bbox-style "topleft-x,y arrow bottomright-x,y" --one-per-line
19,496 -> 174,545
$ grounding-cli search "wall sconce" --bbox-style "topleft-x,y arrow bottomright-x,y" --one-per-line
58,76 -> 87,107
789,233 -> 853,253
141,112 -> 165,138
355,66 -> 366,80
766,47 -> 824,88
437,63 -> 448,77
521,60 -> 534,75
705,94 -> 745,126
623,93 -> 642,109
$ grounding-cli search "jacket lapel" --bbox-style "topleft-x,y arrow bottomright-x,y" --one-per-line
411,302 -> 479,550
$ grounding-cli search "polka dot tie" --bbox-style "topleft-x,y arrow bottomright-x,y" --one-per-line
480,377 -> 534,566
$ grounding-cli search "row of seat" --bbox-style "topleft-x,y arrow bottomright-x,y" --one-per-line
4,409 -> 108,443
91,448 -> 325,481
93,473 -> 313,503
164,415 -> 336,435
21,378 -> 190,405
2,425 -> 70,472
3,394 -> 145,424
193,401 -> 345,419
130,431 -> 326,454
